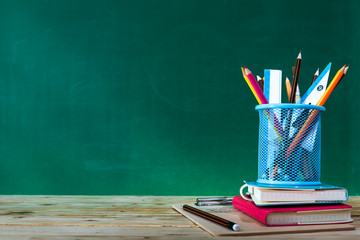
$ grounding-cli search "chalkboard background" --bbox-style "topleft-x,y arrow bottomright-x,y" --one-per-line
0,0 -> 359,195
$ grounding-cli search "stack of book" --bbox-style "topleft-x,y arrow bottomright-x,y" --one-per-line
232,181 -> 353,226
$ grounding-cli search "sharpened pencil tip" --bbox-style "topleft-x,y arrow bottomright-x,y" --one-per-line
297,51 -> 302,59
344,65 -> 349,74
256,75 -> 262,81
315,68 -> 319,76
244,67 -> 251,75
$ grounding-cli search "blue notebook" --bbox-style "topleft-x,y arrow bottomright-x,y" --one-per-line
241,181 -> 348,206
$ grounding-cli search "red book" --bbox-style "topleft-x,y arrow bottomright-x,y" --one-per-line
232,195 -> 353,226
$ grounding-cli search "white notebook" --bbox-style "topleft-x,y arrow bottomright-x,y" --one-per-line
241,181 -> 348,206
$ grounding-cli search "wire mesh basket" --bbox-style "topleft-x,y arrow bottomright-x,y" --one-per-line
255,104 -> 325,186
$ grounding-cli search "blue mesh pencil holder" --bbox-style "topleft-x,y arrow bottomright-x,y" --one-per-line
255,104 -> 325,186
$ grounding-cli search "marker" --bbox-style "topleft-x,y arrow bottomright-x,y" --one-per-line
183,204 -> 240,231
290,52 -> 302,103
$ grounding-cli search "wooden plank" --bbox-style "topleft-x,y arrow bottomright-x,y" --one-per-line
0,195 -> 358,239
0,215 -> 195,227
0,195 -> 197,216
0,226 -> 205,237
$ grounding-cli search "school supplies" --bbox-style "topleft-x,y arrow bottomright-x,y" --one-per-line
285,77 -> 292,102
298,63 -> 331,105
257,75 -> 264,91
295,84 -> 301,103
243,66 -> 268,104
264,69 -> 282,103
257,104 -> 324,185
312,68 -> 320,84
335,65 -> 349,89
241,67 -> 262,104
317,65 -> 346,106
182,204 -> 240,231
232,196 -> 353,226
240,181 -> 348,206
173,204 -> 355,236
196,197 -> 233,206
289,52 -> 302,103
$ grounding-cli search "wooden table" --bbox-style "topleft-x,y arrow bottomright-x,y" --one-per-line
0,195 -> 358,239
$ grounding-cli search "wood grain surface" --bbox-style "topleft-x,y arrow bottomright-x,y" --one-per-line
0,195 -> 358,239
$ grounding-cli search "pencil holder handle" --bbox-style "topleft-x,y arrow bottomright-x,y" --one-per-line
255,104 -> 325,186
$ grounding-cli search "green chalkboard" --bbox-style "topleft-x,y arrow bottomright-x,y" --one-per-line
0,0 -> 359,195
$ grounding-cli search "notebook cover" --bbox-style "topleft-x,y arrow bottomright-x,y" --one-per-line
232,195 -> 352,227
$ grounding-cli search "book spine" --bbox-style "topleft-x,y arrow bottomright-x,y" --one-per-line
232,196 -> 269,226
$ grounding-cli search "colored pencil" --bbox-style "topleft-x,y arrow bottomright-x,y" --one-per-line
285,77 -> 292,102
290,52 -> 302,103
334,65 -> 349,90
257,75 -> 264,91
241,67 -> 261,104
244,67 -> 268,104
183,204 -> 240,231
312,68 -> 320,84
241,67 -> 283,141
286,65 -> 347,160
317,65 -> 346,106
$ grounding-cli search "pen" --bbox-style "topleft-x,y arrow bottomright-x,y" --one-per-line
183,204 -> 240,231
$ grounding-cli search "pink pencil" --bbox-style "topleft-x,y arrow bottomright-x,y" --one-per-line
244,66 -> 268,104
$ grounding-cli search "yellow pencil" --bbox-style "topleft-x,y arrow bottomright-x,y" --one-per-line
317,65 -> 346,106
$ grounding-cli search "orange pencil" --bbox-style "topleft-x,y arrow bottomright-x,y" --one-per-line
271,164 -> 279,179
317,65 -> 346,106
334,65 -> 349,90
286,65 -> 347,160
285,77 -> 292,102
